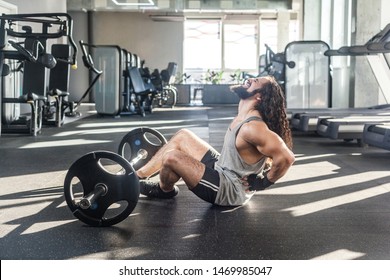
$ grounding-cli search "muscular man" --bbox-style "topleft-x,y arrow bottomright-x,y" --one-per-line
136,76 -> 295,206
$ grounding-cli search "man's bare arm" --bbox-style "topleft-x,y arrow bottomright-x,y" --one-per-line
243,122 -> 295,183
261,133 -> 295,182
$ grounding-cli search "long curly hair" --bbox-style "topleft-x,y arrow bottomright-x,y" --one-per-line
254,76 -> 293,150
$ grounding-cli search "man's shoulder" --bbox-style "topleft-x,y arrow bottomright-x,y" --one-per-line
239,119 -> 270,144
242,117 -> 268,132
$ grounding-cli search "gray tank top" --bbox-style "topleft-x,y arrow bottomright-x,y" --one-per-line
214,116 -> 266,206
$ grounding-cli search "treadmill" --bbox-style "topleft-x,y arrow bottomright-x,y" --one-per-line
316,114 -> 390,144
360,26 -> 390,150
291,24 -> 390,133
291,106 -> 390,132
363,123 -> 390,150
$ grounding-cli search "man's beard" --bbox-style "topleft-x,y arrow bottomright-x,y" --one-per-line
230,85 -> 256,100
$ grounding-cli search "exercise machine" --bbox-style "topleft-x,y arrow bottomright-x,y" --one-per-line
65,40 -> 103,117
284,41 -> 331,110
0,13 -> 77,135
313,24 -> 390,144
122,51 -> 155,117
291,25 -> 390,138
363,123 -> 390,150
81,43 -> 123,116
81,43 -> 154,117
150,62 -> 178,108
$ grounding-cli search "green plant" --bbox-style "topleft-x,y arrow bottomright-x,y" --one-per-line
175,72 -> 191,84
230,69 -> 244,84
205,69 -> 224,84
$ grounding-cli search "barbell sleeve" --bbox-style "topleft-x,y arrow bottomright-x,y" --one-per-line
129,149 -> 148,166
79,184 -> 108,210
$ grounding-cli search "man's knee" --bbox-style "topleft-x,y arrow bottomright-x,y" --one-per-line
161,150 -> 182,169
173,128 -> 193,141
169,129 -> 208,161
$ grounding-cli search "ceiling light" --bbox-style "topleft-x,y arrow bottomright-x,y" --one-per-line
111,0 -> 155,6
149,15 -> 185,21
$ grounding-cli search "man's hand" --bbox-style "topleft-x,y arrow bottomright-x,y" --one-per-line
246,172 -> 274,191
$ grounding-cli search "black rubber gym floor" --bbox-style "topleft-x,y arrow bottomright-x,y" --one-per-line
1,104 -> 390,260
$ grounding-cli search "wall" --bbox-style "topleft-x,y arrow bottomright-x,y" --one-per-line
5,0 -> 66,13
92,12 -> 184,72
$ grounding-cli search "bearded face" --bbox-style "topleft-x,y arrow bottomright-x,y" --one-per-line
230,77 -> 270,100
230,84 -> 258,100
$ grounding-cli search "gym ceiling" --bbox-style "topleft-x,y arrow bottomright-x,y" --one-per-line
67,0 -> 293,18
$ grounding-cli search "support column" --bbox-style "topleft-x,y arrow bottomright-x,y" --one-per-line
354,0 -> 381,107
277,11 -> 290,52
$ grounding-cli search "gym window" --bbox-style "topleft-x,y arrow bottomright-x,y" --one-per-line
183,19 -> 265,83
223,22 -> 258,70
183,18 -> 298,83
183,19 -> 222,83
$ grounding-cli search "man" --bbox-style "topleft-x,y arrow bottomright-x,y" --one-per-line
136,76 -> 295,206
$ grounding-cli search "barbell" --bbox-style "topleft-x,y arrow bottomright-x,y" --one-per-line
63,127 -> 167,227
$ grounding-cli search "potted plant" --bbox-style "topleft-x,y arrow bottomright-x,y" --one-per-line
204,69 -> 224,84
202,69 -> 239,105
229,69 -> 245,84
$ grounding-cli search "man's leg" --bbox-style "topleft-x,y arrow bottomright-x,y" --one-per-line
136,129 -> 213,187
159,149 -> 207,191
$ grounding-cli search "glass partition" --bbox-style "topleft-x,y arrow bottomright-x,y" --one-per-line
285,41 -> 331,109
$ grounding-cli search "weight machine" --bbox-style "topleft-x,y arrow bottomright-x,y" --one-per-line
66,40 -> 103,117
0,13 -> 77,136
150,62 -> 178,108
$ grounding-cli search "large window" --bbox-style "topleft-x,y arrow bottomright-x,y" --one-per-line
184,19 -> 259,83
183,18 -> 299,83
183,20 -> 222,71
224,22 -> 258,70
259,19 -> 278,55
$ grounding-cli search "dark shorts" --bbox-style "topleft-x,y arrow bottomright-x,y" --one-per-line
191,149 -> 221,204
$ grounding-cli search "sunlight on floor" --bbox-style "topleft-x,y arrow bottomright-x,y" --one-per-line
21,220 -> 75,235
311,249 -> 365,260
264,171 -> 390,195
18,139 -> 112,149
70,247 -> 151,259
53,124 -> 201,137
282,183 -> 390,216
76,118 -> 199,129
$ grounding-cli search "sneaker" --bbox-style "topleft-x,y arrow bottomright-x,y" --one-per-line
139,180 -> 179,199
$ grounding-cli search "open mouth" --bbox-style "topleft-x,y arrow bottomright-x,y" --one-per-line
243,79 -> 251,88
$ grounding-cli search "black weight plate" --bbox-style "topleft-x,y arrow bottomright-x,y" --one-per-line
64,151 -> 140,227
118,127 -> 167,170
